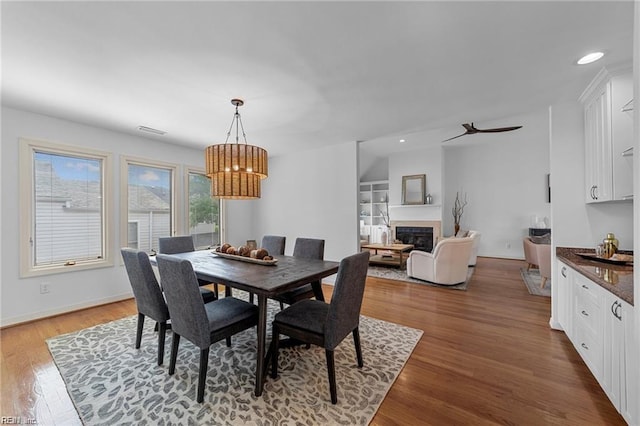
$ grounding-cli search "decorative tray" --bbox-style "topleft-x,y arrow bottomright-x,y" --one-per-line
211,251 -> 278,265
576,252 -> 634,265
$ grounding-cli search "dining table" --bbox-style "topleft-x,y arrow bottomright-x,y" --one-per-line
151,249 -> 340,397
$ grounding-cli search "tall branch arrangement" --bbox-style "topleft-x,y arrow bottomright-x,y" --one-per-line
380,198 -> 390,228
452,191 -> 468,230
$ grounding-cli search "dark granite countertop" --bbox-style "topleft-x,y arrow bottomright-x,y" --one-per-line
556,247 -> 634,306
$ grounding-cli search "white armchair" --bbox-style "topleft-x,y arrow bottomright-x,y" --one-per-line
406,237 -> 474,285
467,230 -> 481,266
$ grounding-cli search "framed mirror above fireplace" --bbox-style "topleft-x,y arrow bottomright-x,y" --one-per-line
401,174 -> 426,205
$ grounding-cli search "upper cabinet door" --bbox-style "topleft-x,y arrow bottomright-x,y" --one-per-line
610,73 -> 633,201
583,82 -> 612,203
580,66 -> 632,204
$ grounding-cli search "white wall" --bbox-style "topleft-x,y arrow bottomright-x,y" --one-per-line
243,141 -> 359,262
443,109 -> 552,258
359,149 -> 388,182
388,144 -> 442,223
0,106 -> 206,326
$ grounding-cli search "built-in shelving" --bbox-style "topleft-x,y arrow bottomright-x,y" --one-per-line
359,180 -> 389,244
389,204 -> 441,208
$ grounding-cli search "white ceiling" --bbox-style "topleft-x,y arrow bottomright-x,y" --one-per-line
1,1 -> 634,157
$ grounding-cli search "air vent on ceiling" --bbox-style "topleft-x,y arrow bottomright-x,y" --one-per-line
137,126 -> 166,135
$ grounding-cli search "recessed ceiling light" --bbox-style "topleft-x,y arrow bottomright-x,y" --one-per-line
137,125 -> 166,135
399,139 -> 406,143
577,52 -> 604,65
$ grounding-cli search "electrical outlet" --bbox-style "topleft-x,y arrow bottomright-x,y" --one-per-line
40,282 -> 50,294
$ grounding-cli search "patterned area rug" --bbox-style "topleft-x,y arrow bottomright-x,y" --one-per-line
322,266 -> 473,290
47,296 -> 422,425
520,268 -> 551,297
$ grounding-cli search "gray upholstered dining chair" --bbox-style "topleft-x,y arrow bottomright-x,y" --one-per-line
158,235 -> 218,302
261,235 -> 286,256
272,237 -> 325,309
156,254 -> 259,403
271,251 -> 369,404
248,235 -> 287,303
121,248 -> 171,365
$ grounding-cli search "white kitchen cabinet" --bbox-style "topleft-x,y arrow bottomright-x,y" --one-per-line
572,272 -> 605,380
556,258 -> 636,425
603,292 -> 635,424
556,260 -> 573,339
580,66 -> 633,203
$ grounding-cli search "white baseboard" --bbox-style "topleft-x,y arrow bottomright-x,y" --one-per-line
0,292 -> 133,328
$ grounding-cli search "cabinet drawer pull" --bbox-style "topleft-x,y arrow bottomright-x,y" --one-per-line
581,310 -> 589,317
582,284 -> 589,290
611,300 -> 622,321
581,343 -> 589,350
561,267 -> 567,278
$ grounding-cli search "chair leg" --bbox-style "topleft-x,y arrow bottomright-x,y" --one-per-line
353,327 -> 363,368
541,276 -> 548,289
249,292 -> 254,304
135,313 -> 145,349
225,337 -> 231,347
197,347 -> 209,403
157,321 -> 167,365
169,333 -> 180,375
271,325 -> 280,379
279,301 -> 285,310
213,283 -> 220,299
325,349 -> 337,404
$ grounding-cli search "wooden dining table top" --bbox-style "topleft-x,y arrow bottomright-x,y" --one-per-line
159,250 -> 340,296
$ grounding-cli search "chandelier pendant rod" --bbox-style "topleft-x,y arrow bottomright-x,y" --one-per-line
223,100 -> 248,145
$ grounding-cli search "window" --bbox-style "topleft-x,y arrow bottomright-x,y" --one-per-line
19,138 -> 113,277
127,221 -> 140,249
121,158 -> 176,253
187,170 -> 222,249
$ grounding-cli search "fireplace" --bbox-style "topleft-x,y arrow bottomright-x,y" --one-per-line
395,226 -> 434,252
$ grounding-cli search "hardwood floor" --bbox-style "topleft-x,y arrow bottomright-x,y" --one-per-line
0,257 -> 625,425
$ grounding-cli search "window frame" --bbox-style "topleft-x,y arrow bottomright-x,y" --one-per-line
184,167 -> 225,249
120,156 -> 178,254
19,138 -> 114,277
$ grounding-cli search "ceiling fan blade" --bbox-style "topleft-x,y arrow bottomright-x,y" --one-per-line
476,125 -> 522,133
442,132 -> 468,142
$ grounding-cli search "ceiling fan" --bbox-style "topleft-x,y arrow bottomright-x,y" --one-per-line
443,123 -> 522,142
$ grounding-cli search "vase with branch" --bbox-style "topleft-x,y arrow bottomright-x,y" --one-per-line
452,191 -> 467,236
380,197 -> 391,244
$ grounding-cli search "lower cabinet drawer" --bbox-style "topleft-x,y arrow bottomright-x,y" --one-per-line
575,289 -> 601,334
576,324 -> 603,381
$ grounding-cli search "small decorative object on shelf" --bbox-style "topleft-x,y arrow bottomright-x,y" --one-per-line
602,233 -> 619,259
425,193 -> 433,204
